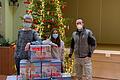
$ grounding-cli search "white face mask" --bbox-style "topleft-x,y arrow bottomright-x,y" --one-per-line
23,22 -> 32,28
52,34 -> 58,39
77,24 -> 83,29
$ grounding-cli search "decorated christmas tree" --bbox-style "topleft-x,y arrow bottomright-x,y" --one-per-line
23,0 -> 73,73
23,0 -> 67,40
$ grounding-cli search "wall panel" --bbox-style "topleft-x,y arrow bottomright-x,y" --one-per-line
78,0 -> 101,43
101,0 -> 120,44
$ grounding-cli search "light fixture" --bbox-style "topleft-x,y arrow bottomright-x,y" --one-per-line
0,1 -> 2,8
9,0 -> 19,7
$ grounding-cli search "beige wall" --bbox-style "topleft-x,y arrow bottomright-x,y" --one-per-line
65,0 -> 120,44
101,0 -> 120,44
0,0 -> 15,42
13,0 -> 26,41
5,0 -> 14,42
77,0 -> 101,43
0,0 -> 5,37
0,0 -> 26,42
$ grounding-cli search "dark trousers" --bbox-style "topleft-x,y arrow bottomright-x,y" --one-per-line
15,58 -> 21,75
61,62 -> 64,73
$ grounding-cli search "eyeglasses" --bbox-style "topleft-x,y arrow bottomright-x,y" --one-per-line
76,22 -> 83,25
24,19 -> 32,23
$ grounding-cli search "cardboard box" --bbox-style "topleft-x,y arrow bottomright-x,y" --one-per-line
52,73 -> 71,80
33,78 -> 50,80
42,61 -> 52,78
30,45 -> 51,61
20,59 -> 31,79
6,75 -> 50,80
51,59 -> 62,77
41,59 -> 62,78
31,60 -> 41,79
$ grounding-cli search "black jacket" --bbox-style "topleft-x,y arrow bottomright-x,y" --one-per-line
70,28 -> 96,58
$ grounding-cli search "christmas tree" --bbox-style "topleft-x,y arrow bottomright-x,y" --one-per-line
23,0 -> 73,73
24,0 -> 67,40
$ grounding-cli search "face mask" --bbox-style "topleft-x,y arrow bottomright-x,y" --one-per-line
52,34 -> 58,39
77,24 -> 83,30
23,22 -> 32,28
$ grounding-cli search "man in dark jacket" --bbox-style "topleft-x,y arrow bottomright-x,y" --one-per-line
15,14 -> 42,75
69,18 -> 96,80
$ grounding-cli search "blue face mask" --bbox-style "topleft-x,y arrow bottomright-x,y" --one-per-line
23,22 -> 32,28
52,34 -> 58,39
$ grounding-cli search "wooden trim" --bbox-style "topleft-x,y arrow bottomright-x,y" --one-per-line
0,46 -> 16,75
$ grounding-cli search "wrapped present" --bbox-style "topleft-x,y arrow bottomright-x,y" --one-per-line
30,45 -> 52,61
41,59 -> 62,78
31,60 -> 41,79
41,60 -> 52,78
51,59 -> 62,77
52,73 -> 71,80
20,59 -> 31,79
33,78 -> 50,80
6,75 -> 50,80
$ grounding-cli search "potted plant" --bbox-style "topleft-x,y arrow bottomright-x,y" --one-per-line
0,38 -> 16,75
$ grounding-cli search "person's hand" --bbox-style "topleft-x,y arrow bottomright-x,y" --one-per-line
25,43 -> 31,51
50,42 -> 58,46
69,53 -> 72,58
84,57 -> 91,61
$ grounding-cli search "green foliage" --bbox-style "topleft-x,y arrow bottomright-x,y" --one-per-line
63,36 -> 71,48
0,38 -> 16,47
0,38 -> 11,46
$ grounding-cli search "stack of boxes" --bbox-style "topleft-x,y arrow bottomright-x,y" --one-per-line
20,60 -> 31,79
19,45 -> 71,80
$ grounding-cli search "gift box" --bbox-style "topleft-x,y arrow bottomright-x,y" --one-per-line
31,60 -> 41,79
52,73 -> 71,80
30,45 -> 51,61
6,75 -> 51,80
20,59 -> 31,79
41,59 -> 62,78
33,77 -> 51,80
41,60 -> 52,78
51,59 -> 62,77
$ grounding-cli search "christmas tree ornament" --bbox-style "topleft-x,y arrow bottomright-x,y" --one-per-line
24,0 -> 32,4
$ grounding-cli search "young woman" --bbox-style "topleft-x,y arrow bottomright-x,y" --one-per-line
42,28 -> 64,60
42,28 -> 64,72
